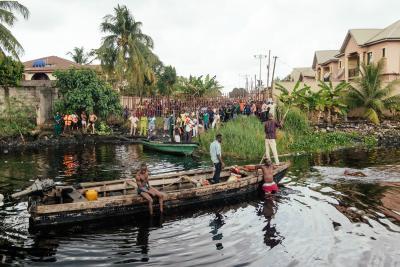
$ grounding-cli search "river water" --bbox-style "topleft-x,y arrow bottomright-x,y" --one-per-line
0,144 -> 399,266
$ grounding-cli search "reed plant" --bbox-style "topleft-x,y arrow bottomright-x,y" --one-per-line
197,109 -> 370,160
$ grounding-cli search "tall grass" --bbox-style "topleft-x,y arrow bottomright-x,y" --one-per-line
198,110 -> 368,160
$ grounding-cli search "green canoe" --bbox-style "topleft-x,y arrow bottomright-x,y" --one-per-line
140,140 -> 198,156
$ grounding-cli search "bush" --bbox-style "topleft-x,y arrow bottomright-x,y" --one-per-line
197,110 -> 371,160
0,97 -> 36,138
54,69 -> 122,118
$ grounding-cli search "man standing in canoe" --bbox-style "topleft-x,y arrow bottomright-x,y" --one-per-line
264,113 -> 281,164
210,134 -> 224,183
136,163 -> 166,215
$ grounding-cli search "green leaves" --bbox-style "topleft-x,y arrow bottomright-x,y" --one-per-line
97,5 -> 158,94
0,1 -> 29,59
176,74 -> 223,97
347,59 -> 400,124
0,54 -> 23,86
54,69 -> 122,118
0,97 -> 35,137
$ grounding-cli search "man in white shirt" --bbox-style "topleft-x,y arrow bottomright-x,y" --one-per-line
210,134 -> 224,183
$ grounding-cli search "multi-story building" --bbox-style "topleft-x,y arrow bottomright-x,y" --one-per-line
312,50 -> 340,81
336,20 -> 400,82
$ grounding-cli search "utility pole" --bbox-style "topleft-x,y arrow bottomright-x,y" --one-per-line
254,74 -> 257,99
254,54 -> 267,100
266,50 -> 271,101
270,56 -> 278,100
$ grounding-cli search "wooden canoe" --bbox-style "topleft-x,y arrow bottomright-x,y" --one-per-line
140,140 -> 198,156
28,163 -> 290,227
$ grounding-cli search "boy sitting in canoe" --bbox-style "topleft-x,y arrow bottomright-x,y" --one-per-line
256,159 -> 278,194
136,163 -> 167,215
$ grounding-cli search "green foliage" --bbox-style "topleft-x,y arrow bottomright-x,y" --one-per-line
0,97 -> 35,137
346,60 -> 400,124
157,65 -> 177,96
97,4 -> 159,94
174,74 -> 223,97
0,55 -> 24,86
276,80 -> 350,124
0,1 -> 29,59
54,69 -> 122,118
97,121 -> 113,135
197,112 -> 372,160
67,46 -> 95,64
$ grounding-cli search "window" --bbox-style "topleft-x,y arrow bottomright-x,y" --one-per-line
339,60 -> 342,68
367,52 -> 373,64
382,48 -> 386,58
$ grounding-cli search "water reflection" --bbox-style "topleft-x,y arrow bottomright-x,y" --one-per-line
258,196 -> 283,249
0,145 -> 400,265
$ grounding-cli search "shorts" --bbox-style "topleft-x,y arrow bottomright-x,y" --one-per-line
262,182 -> 278,193
138,184 -> 150,194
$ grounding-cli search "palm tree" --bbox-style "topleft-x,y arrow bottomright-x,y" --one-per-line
180,75 -> 222,97
66,47 -> 95,64
0,1 -> 29,59
346,60 -> 400,124
158,65 -> 177,98
98,5 -> 156,93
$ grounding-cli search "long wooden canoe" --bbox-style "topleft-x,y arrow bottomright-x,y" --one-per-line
140,140 -> 198,156
28,163 -> 290,227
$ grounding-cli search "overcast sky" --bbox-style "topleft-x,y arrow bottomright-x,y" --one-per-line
12,0 -> 400,92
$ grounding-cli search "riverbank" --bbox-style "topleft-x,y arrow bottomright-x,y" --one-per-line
0,132 -> 142,153
196,114 -> 400,160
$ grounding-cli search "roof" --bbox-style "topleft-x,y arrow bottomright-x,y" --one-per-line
338,20 -> 400,53
312,50 -> 339,69
290,67 -> 315,81
23,56 -> 82,72
365,19 -> 400,45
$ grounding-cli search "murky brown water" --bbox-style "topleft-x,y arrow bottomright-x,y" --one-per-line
0,144 -> 399,266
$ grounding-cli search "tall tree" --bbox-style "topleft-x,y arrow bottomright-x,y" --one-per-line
346,60 -> 400,124
66,46 -> 95,64
97,5 -> 156,94
158,65 -> 177,97
0,1 -> 29,59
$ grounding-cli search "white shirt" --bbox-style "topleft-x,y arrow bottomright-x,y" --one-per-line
210,140 -> 221,164
129,116 -> 139,127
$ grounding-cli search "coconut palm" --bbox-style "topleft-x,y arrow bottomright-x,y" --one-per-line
98,5 -> 156,93
66,47 -> 95,64
0,1 -> 29,59
346,60 -> 400,124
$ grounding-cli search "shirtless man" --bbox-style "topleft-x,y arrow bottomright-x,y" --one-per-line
88,112 -> 98,134
136,163 -> 166,215
256,159 -> 278,194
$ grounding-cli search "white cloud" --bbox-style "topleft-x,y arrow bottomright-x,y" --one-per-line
12,0 -> 400,92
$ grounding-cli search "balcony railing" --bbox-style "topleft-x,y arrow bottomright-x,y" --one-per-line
348,68 -> 359,78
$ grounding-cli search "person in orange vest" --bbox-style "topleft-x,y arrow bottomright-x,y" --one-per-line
63,113 -> 72,134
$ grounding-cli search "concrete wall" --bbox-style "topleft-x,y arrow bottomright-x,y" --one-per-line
0,80 -> 58,125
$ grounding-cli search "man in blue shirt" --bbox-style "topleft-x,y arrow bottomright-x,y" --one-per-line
210,134 -> 224,183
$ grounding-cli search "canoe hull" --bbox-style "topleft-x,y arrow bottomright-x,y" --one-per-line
29,164 -> 289,227
141,141 -> 198,156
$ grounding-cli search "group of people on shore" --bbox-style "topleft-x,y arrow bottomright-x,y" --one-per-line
125,98 -> 275,142
54,111 -> 98,135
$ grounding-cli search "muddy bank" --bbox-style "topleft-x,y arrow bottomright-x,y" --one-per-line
316,120 -> 400,147
0,133 -> 143,153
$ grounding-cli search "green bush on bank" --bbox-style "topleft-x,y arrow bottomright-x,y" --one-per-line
0,97 -> 36,138
197,110 -> 373,160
